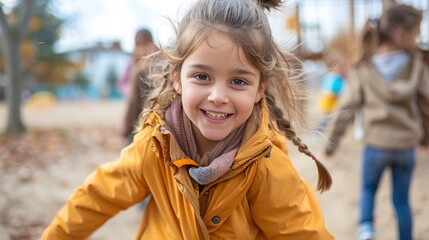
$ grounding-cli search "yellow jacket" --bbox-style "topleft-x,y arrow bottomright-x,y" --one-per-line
41,104 -> 334,239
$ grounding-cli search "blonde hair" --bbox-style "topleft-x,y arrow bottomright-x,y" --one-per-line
140,0 -> 331,192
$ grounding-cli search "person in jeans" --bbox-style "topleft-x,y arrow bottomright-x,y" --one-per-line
324,4 -> 429,240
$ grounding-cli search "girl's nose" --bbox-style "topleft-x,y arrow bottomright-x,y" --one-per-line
208,84 -> 228,105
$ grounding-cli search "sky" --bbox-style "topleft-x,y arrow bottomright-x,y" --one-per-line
2,0 -> 428,53
51,0 -> 428,54
51,0 -> 298,53
0,0 -> 308,53
52,0 -> 198,53
48,0 -> 337,53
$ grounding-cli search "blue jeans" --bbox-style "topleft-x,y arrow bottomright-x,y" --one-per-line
360,146 -> 415,240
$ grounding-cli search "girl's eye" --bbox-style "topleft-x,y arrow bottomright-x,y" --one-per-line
193,73 -> 209,81
231,78 -> 247,86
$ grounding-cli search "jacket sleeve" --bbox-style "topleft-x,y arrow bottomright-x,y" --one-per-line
247,153 -> 335,240
325,69 -> 363,155
40,138 -> 150,240
418,61 -> 429,146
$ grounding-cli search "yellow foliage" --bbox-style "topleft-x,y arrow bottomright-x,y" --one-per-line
33,62 -> 49,76
32,60 -> 76,85
20,40 -> 35,60
28,17 -> 43,32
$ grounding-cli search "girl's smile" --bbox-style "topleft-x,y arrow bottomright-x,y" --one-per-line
201,109 -> 232,121
174,30 -> 264,154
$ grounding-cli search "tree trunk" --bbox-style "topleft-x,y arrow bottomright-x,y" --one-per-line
4,36 -> 26,135
0,1 -> 33,135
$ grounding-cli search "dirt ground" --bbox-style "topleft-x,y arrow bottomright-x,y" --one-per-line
0,100 -> 428,240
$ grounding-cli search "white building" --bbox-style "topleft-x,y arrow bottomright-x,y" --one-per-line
66,41 -> 131,99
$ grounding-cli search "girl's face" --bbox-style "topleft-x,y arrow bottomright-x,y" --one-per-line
396,25 -> 420,51
174,31 -> 265,148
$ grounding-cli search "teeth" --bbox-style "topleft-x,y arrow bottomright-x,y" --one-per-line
205,111 -> 228,119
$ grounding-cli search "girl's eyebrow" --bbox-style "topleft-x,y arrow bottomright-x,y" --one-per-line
188,64 -> 257,77
188,64 -> 212,71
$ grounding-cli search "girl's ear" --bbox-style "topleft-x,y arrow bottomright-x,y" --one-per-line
256,80 -> 269,103
170,65 -> 182,94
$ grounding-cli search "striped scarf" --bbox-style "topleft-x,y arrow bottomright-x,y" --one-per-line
164,99 -> 245,185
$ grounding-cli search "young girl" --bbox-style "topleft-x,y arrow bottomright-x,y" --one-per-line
324,4 -> 429,240
41,0 -> 334,239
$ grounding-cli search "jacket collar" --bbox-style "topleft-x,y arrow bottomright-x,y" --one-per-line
147,99 -> 284,172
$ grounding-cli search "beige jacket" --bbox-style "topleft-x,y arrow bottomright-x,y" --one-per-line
326,52 -> 429,152
41,102 -> 334,239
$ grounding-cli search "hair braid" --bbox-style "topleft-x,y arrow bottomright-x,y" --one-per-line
265,91 -> 332,192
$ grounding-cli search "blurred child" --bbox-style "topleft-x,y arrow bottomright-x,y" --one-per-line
316,33 -> 350,132
41,0 -> 334,239
325,4 -> 429,240
119,29 -> 157,144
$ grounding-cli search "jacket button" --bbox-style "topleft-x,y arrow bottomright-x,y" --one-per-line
212,216 -> 220,224
160,127 -> 166,134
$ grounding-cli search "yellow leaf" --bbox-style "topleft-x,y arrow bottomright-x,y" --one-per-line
28,17 -> 43,32
20,40 -> 35,59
